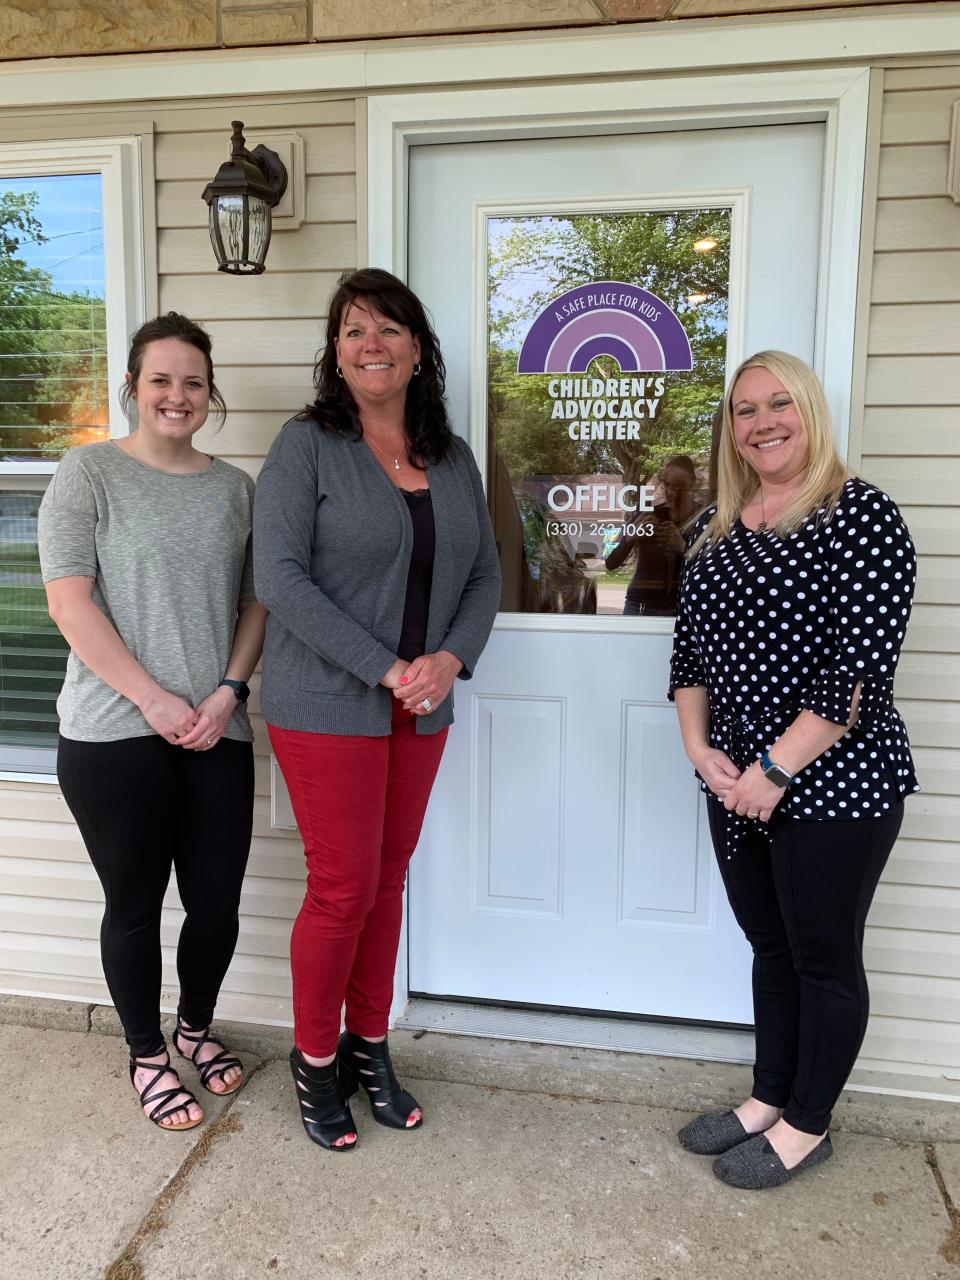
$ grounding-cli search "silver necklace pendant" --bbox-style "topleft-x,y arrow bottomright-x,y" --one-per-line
366,433 -> 405,471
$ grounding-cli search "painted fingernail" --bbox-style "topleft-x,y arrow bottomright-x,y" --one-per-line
400,676 -> 408,684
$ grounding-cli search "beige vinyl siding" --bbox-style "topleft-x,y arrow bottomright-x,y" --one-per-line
2,65 -> 960,1099
0,95 -> 359,1024
855,63 -> 960,1088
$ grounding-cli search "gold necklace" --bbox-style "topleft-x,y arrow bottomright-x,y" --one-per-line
365,431 -> 407,472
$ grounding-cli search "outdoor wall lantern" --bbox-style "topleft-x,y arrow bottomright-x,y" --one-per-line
201,120 -> 288,274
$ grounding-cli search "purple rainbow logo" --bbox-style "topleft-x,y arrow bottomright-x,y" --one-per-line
516,282 -> 693,375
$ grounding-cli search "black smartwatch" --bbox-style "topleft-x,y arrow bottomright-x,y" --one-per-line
761,750 -> 794,789
219,678 -> 250,703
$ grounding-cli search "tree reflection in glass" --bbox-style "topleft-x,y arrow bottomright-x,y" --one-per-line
487,208 -> 729,615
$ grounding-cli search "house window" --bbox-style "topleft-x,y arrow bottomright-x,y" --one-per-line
0,138 -> 145,776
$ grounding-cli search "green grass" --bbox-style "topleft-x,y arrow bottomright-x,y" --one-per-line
591,570 -> 632,588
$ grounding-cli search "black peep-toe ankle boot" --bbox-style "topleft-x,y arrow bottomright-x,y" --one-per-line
289,1047 -> 358,1152
337,1031 -> 423,1130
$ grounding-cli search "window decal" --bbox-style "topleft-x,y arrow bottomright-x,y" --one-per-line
517,282 -> 693,375
488,208 -> 730,617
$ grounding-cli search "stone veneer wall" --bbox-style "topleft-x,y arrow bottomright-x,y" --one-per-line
0,0 -> 924,61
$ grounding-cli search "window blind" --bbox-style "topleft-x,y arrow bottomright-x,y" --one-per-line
0,172 -> 108,754
0,491 -> 69,750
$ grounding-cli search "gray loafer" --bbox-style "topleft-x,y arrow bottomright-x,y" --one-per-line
712,1132 -> 833,1189
678,1109 -> 750,1155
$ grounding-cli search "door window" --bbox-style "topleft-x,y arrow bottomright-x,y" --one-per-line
487,207 -> 731,616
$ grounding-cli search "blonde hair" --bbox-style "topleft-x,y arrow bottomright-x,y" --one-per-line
688,350 -> 849,557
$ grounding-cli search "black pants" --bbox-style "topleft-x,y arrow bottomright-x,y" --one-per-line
707,796 -> 903,1134
58,734 -> 254,1058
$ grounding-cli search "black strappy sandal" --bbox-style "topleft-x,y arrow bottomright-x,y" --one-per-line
289,1047 -> 358,1152
130,1051 -> 202,1131
174,1018 -> 244,1096
337,1031 -> 423,1130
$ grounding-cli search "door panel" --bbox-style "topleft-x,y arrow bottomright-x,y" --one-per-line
475,695 -> 564,917
619,702 -> 705,922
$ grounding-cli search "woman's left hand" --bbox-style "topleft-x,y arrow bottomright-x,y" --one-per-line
395,650 -> 463,715
722,761 -> 787,824
177,685 -> 238,750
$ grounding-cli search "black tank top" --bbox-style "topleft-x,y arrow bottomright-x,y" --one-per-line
397,488 -> 435,661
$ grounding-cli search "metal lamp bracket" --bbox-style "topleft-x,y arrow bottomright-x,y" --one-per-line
247,131 -> 306,229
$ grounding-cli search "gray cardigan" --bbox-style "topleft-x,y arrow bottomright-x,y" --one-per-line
254,416 -> 501,735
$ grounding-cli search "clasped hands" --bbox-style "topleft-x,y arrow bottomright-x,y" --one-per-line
694,748 -> 786,824
381,650 -> 463,715
139,683 -> 237,751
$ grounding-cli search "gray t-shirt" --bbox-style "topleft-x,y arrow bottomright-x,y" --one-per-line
38,442 -> 256,743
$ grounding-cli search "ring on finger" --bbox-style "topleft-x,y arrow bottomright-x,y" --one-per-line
747,810 -> 760,819
420,697 -> 433,712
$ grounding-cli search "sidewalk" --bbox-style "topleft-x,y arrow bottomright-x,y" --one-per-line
2,1001 -> 959,1280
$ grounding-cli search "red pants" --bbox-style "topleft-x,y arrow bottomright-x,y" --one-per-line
268,701 -> 447,1058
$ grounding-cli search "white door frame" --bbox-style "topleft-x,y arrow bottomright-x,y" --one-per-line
374,65 -> 873,1027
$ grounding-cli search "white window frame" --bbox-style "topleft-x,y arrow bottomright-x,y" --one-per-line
0,135 -> 146,777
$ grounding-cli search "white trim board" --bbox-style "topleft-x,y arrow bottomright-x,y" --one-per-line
399,998 -> 755,1063
398,999 -> 960,1105
0,8 -> 956,109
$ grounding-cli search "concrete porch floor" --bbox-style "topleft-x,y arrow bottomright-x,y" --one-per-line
1,998 -> 959,1279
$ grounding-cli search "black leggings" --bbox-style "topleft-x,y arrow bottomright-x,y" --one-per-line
58,734 -> 254,1058
707,796 -> 903,1134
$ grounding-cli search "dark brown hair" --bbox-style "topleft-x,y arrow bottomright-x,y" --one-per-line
303,268 -> 453,466
119,312 -> 226,421
662,454 -> 697,483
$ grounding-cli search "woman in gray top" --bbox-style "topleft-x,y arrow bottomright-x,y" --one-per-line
39,314 -> 267,1133
255,269 -> 500,1152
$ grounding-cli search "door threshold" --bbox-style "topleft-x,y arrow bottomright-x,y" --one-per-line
397,997 -> 754,1064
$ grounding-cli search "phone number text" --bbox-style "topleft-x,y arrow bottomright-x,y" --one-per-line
546,521 -> 656,538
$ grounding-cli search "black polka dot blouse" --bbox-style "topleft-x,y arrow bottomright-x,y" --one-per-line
669,477 -> 919,821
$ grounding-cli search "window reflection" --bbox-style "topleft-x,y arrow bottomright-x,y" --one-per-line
604,456 -> 698,616
0,172 -> 108,464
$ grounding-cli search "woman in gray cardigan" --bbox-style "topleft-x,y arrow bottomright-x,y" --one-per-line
255,269 -> 500,1152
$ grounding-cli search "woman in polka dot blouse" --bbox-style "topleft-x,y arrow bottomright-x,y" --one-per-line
670,350 -> 918,1191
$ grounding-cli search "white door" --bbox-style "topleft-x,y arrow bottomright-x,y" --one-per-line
407,124 -> 823,1022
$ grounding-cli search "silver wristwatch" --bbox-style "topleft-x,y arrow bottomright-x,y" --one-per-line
761,750 -> 794,789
